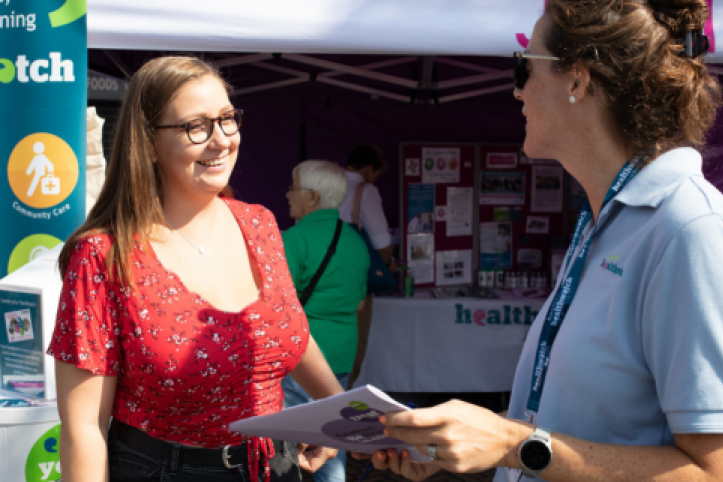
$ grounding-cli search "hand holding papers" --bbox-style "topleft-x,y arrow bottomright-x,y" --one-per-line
229,385 -> 428,462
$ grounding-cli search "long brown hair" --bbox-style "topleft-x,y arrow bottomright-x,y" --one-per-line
59,56 -> 233,285
545,0 -> 721,157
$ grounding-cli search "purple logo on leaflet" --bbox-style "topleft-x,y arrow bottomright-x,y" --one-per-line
320,401 -> 404,445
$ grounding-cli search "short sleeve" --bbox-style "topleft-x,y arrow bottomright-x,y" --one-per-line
360,184 -> 391,249
47,236 -> 122,376
642,214 -> 723,433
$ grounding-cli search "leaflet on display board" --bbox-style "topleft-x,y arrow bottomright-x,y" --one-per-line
446,187 -> 473,237
435,250 -> 472,286
421,147 -> 461,184
407,234 -> 434,284
480,222 -> 513,270
0,244 -> 63,401
406,184 -> 435,234
531,165 -> 564,212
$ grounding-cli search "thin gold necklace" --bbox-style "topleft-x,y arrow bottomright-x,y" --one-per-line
163,208 -> 215,255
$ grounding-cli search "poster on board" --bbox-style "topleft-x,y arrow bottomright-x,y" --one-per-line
479,222 -> 512,269
405,158 -> 420,176
421,147 -> 460,183
479,171 -> 525,205
446,187 -> 473,237
526,216 -> 550,234
435,250 -> 473,286
407,184 -> 435,233
407,234 -> 434,284
531,166 -> 564,212
486,152 -> 518,169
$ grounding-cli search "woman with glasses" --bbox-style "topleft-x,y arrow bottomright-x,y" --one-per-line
48,56 -> 344,482
363,1 -> 723,481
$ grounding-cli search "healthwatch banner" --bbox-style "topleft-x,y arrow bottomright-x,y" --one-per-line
0,0 -> 87,278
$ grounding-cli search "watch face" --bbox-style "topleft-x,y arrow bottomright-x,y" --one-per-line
520,439 -> 552,471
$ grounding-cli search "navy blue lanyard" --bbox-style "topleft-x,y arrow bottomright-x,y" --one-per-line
525,159 -> 641,420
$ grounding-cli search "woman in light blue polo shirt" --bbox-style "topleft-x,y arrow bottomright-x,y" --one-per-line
364,1 -> 723,481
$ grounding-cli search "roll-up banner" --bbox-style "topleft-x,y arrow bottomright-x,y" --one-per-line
0,0 -> 87,278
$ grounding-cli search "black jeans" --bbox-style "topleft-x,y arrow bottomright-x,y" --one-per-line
108,434 -> 301,482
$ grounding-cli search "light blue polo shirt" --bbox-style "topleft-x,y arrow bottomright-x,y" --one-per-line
495,148 -> 723,482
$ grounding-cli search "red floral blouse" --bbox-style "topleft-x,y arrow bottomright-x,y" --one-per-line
48,200 -> 309,448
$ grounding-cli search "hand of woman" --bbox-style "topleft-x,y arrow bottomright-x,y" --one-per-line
372,449 -> 442,482
381,399 -> 531,474
296,444 -> 339,472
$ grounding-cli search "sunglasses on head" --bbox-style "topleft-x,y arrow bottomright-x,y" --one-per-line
513,51 -> 561,90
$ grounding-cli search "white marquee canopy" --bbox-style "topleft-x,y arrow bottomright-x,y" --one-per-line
89,0 -> 723,63
87,0 -> 723,103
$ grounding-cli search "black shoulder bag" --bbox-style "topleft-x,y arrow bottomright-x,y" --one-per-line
298,219 -> 343,306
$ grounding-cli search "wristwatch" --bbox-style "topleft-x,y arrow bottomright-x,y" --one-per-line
518,426 -> 553,479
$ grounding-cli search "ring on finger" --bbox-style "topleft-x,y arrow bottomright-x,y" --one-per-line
427,444 -> 439,461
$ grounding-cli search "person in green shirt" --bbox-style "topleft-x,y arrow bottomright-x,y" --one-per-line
281,160 -> 370,482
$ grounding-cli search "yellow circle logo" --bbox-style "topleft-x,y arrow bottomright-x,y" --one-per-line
7,133 -> 79,209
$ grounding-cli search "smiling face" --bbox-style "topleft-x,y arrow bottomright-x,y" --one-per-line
153,74 -> 240,203
514,16 -> 572,160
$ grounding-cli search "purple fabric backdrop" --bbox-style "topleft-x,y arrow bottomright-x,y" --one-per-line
231,84 -> 526,230
232,85 -> 723,232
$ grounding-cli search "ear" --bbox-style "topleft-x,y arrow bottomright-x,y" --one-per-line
568,63 -> 592,102
308,190 -> 321,207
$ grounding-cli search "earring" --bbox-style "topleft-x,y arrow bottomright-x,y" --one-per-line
569,96 -> 576,104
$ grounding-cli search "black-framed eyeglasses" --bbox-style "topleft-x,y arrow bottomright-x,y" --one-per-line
154,109 -> 243,144
513,52 -> 561,90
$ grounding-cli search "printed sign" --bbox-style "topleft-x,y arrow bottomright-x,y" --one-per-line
0,289 -> 45,397
4,308 -> 34,343
0,0 -> 87,277
421,147 -> 460,184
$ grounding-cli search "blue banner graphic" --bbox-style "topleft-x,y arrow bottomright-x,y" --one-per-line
0,0 -> 87,277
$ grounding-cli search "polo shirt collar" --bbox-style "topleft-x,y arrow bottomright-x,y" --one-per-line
614,147 -> 703,208
297,209 -> 340,226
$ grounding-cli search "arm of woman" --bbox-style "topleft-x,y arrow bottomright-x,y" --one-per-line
56,361 -> 117,482
287,336 -> 345,471
376,401 -> 723,482
288,335 -> 344,400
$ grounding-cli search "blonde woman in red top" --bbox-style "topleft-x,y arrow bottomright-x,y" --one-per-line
48,56 -> 343,482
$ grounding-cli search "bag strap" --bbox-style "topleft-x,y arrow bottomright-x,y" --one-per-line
299,219 -> 343,306
352,183 -> 366,229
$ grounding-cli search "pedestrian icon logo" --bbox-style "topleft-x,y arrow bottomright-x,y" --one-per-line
27,142 -> 57,197
8,133 -> 78,209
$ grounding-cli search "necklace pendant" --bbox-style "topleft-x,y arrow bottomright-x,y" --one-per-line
198,246 -> 206,255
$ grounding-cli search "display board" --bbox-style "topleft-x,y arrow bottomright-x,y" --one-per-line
400,143 -> 569,290
400,143 -> 477,289
477,145 -> 565,283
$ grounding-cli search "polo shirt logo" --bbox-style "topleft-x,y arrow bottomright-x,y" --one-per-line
600,255 -> 624,277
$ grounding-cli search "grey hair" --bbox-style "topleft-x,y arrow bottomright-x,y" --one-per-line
293,160 -> 348,209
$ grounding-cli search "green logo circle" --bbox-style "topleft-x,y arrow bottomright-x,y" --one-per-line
0,58 -> 16,84
424,158 -> 434,170
349,401 -> 369,411
25,423 -> 61,482
7,234 -> 63,274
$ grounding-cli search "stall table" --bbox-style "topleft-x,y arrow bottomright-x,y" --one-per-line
354,295 -> 546,393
